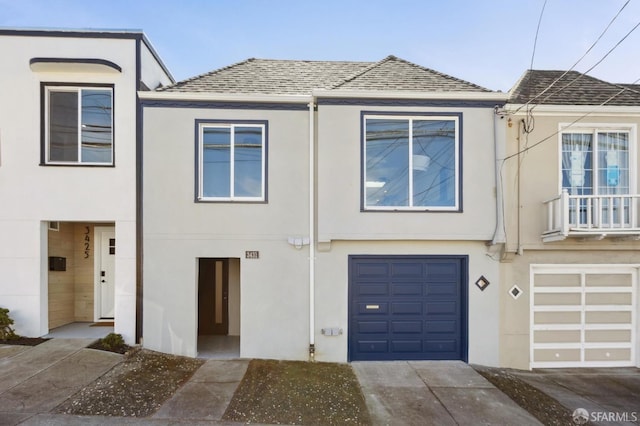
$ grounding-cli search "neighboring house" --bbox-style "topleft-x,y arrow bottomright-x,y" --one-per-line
140,56 -> 508,364
0,29 -> 173,344
502,70 -> 640,369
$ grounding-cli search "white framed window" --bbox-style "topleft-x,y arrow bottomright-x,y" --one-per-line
197,121 -> 267,202
362,113 -> 461,211
43,84 -> 114,165
560,124 -> 636,196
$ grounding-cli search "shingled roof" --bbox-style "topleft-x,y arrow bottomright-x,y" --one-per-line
158,55 -> 492,95
509,70 -> 640,106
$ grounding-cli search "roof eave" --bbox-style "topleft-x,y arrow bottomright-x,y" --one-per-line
506,103 -> 640,115
138,91 -> 313,103
312,89 -> 508,101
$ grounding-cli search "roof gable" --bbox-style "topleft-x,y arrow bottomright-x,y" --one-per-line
509,70 -> 640,106
159,55 -> 492,95
158,58 -> 371,95
332,55 -> 490,92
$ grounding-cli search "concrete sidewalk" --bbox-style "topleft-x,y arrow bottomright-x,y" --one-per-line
2,340 -> 541,425
0,339 -> 122,425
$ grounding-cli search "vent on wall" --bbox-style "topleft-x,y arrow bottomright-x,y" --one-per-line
48,221 -> 60,231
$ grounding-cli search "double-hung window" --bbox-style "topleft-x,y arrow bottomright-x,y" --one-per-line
363,114 -> 461,211
43,85 -> 114,165
197,121 -> 267,202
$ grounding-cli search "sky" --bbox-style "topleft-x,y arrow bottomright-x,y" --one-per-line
1,0 -> 639,92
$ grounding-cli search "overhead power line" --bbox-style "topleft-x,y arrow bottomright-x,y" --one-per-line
534,18 -> 640,107
513,0 -> 631,114
501,76 -> 640,162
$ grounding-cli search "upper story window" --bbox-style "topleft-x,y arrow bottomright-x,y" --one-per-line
561,127 -> 633,196
197,121 -> 267,202
363,113 -> 461,211
43,84 -> 114,165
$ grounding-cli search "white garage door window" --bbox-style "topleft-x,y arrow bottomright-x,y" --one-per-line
530,265 -> 638,369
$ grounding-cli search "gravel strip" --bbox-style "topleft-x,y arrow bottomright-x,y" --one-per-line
54,348 -> 204,417
473,365 -> 592,426
223,359 -> 371,425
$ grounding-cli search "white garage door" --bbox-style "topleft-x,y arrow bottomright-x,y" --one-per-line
531,265 -> 637,368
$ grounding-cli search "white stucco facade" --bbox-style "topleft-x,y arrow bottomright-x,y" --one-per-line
140,95 -> 504,366
0,29 -> 172,343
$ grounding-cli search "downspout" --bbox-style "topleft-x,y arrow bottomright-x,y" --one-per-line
517,120 -> 523,255
491,106 -> 506,245
308,97 -> 316,361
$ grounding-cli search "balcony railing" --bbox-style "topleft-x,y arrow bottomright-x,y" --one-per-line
543,190 -> 640,242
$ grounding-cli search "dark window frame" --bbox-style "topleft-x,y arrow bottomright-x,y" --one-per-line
360,111 -> 463,212
194,119 -> 269,203
40,82 -> 115,167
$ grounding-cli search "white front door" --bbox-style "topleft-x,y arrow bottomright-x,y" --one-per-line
96,228 -> 115,319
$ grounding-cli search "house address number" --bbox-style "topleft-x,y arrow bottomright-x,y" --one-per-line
245,251 -> 259,259
84,226 -> 90,259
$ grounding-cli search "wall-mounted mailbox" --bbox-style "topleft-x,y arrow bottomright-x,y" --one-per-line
49,256 -> 66,271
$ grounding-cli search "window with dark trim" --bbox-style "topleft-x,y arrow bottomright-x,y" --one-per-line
43,84 -> 114,165
362,113 -> 461,211
196,120 -> 267,202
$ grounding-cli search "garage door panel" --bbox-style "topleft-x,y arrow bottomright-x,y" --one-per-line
586,311 -> 631,323
391,302 -> 423,315
358,321 -> 388,334
391,321 -> 423,333
391,282 -> 423,296
534,311 -> 581,324
586,348 -> 630,362
350,256 -> 466,361
534,348 -> 581,363
535,274 -> 581,287
358,341 -> 388,353
392,340 -> 422,352
535,293 -> 581,305
425,340 -> 457,353
356,282 -> 388,296
585,274 -> 631,287
586,330 -> 631,343
535,330 -> 581,343
391,262 -> 424,277
426,282 -> 458,296
356,263 -> 390,278
425,262 -> 458,280
426,301 -> 457,315
426,320 -> 457,334
585,293 -> 632,305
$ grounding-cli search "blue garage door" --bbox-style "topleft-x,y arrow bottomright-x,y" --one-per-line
349,255 -> 467,361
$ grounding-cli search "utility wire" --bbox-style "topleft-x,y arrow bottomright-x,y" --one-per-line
501,77 -> 640,162
522,0 -> 548,103
513,0 -> 631,114
534,18 -> 640,106
521,0 -> 548,135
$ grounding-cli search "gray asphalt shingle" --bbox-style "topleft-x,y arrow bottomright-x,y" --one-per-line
158,55 -> 492,95
509,70 -> 640,106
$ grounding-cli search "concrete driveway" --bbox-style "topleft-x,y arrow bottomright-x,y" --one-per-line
353,361 -> 541,425
513,367 -> 640,426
